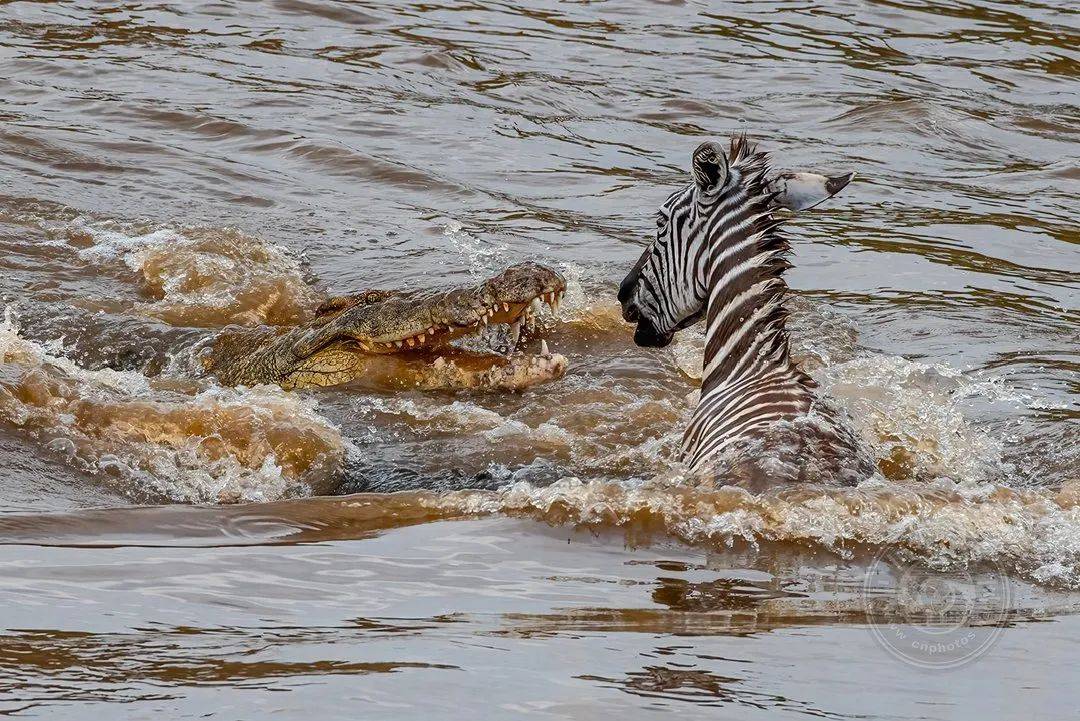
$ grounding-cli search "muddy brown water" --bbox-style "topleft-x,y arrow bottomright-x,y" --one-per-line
0,1 -> 1078,718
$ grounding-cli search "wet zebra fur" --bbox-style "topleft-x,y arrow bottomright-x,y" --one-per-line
682,140 -> 817,469
619,137 -> 827,473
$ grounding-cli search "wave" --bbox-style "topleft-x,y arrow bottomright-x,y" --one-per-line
0,309 -> 345,503
429,473 -> 1080,588
70,219 -> 318,327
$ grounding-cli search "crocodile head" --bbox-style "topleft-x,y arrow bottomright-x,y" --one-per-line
202,262 -> 569,392
306,262 -> 566,354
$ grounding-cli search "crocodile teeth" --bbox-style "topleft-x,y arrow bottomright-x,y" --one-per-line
508,319 -> 521,350
416,334 -> 426,345
406,338 -> 415,347
541,339 -> 549,355
428,327 -> 436,335
502,302 -> 509,312
394,341 -> 404,348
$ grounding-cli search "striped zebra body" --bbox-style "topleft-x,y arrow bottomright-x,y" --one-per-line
619,137 -> 835,473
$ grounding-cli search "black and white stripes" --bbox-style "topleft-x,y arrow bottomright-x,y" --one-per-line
619,137 -> 817,472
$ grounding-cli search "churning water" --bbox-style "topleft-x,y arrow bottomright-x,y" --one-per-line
0,1 -> 1077,718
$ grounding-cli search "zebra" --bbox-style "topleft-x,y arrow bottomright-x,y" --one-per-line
618,136 -> 867,482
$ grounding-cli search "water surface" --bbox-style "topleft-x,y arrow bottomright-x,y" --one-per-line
0,0 -> 1077,718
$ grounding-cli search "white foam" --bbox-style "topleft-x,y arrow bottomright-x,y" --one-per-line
404,294 -> 1080,586
431,474 -> 1080,588
442,220 -> 509,277
820,354 -> 1007,482
70,219 -> 317,327
0,308 -> 346,503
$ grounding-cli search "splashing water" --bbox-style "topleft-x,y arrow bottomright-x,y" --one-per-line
424,472 -> 1080,587
2,205 -> 1076,587
0,308 -> 346,503
442,220 -> 509,278
70,219 -> 319,327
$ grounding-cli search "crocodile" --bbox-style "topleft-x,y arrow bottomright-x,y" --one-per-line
193,262 -> 568,392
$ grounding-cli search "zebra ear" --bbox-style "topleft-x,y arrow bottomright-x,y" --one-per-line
767,171 -> 856,211
691,142 -> 729,191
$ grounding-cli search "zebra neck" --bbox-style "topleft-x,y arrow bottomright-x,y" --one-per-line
682,196 -> 816,469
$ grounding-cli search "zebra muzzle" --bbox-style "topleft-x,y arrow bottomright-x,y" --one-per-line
632,316 -> 672,348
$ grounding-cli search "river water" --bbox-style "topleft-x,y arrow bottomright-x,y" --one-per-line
0,1 -> 1077,718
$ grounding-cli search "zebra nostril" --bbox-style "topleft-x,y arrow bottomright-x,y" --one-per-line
622,302 -> 640,323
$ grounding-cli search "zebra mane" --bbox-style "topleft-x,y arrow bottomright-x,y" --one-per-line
699,136 -> 815,399
727,134 -> 767,174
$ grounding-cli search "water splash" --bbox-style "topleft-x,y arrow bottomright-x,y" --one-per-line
667,300 -> 1062,487
430,475 -> 1080,588
441,220 -> 508,278
0,308 -> 345,503
70,219 -> 318,327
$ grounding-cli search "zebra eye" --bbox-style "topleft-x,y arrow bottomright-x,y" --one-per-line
656,212 -> 666,228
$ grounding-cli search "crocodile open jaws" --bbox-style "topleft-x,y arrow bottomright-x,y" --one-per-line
195,262 -> 568,392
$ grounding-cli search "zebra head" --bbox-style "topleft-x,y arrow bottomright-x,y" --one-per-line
619,138 -> 769,347
618,137 -> 853,348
